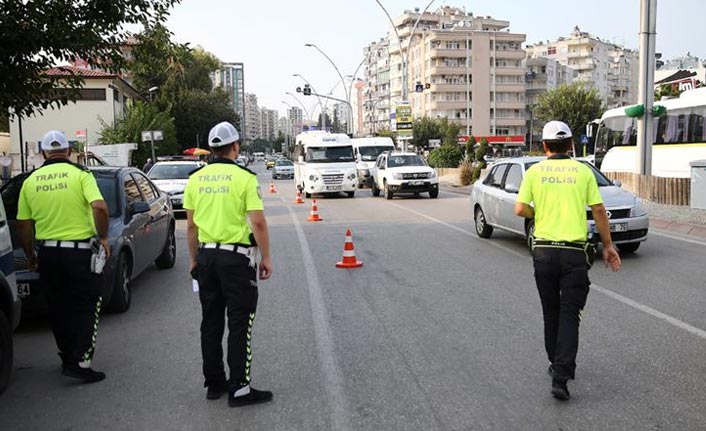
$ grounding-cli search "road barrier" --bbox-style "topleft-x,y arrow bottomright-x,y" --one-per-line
294,189 -> 304,204
268,182 -> 277,194
336,229 -> 363,268
307,199 -> 323,222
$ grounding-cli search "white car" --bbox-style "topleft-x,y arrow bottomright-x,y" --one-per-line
471,156 -> 649,253
370,152 -> 439,199
147,160 -> 204,214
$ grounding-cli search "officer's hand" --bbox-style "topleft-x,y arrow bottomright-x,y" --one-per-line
189,259 -> 197,275
259,257 -> 273,280
27,253 -> 39,272
100,238 -> 111,259
602,245 -> 622,272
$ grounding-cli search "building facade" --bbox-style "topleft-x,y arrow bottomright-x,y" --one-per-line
362,38 -> 392,135
525,27 -> 639,107
211,62 -> 246,132
244,93 -> 260,142
259,108 -> 278,141
364,6 -> 527,141
525,57 -> 576,146
287,107 -> 304,136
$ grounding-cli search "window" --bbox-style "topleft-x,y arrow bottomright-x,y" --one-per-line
484,164 -> 508,187
503,164 -> 523,192
78,88 -> 107,101
547,47 -> 557,55
124,177 -> 142,207
133,174 -> 156,201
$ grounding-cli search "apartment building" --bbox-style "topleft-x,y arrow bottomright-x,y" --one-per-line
287,106 -> 304,135
365,6 -> 527,140
244,93 -> 260,142
525,27 -> 639,107
362,38 -> 392,134
525,57 -> 576,144
211,62 -> 246,130
260,108 -> 278,141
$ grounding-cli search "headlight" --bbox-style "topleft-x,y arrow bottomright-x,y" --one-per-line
347,172 -> 357,180
360,169 -> 370,176
392,173 -> 403,180
430,170 -> 437,178
309,175 -> 318,181
630,198 -> 647,217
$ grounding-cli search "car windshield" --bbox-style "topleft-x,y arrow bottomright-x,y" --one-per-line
306,146 -> 355,163
358,146 -> 392,161
388,155 -> 426,167
95,176 -> 120,218
275,160 -> 293,166
525,160 -> 613,187
148,164 -> 196,180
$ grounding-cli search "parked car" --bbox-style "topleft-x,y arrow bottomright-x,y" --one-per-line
0,194 -> 20,394
147,160 -> 204,215
471,156 -> 649,253
272,159 -> 294,180
0,167 -> 177,316
370,152 -> 439,199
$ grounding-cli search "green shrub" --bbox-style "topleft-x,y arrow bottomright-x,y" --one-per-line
471,165 -> 484,183
428,144 -> 463,168
459,159 -> 473,186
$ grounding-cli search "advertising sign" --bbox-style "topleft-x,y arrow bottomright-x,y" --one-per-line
395,104 -> 413,138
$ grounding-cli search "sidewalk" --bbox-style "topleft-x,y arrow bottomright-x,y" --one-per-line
439,175 -> 706,242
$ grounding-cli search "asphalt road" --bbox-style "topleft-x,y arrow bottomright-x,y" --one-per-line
2,162 -> 706,431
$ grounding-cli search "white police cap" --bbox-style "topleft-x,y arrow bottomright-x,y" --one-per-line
542,121 -> 573,141
208,122 -> 240,147
41,130 -> 70,150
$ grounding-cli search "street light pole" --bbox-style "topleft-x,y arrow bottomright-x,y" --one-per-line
305,43 -> 353,134
286,92 -> 312,124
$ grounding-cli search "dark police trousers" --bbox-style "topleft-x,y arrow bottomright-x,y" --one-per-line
38,246 -> 103,368
532,247 -> 590,381
197,248 -> 258,390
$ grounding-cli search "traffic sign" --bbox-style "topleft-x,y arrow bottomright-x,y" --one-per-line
580,135 -> 589,145
75,130 -> 86,140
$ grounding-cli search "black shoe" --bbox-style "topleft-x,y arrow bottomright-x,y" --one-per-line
551,379 -> 570,401
206,384 -> 228,400
61,366 -> 106,383
228,386 -> 273,407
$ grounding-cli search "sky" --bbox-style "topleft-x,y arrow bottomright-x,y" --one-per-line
165,0 -> 704,119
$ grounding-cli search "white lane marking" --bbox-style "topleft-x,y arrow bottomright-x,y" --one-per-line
287,204 -> 350,431
650,230 -> 706,247
389,202 -> 706,341
591,284 -> 706,340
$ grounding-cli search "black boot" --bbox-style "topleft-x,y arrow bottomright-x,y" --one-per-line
551,378 -> 570,401
228,385 -> 273,407
61,365 -> 106,383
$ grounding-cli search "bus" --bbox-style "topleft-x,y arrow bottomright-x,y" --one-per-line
293,131 -> 358,198
596,87 -> 706,178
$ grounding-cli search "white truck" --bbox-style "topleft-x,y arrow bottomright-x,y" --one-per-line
294,131 -> 358,198
351,137 -> 395,188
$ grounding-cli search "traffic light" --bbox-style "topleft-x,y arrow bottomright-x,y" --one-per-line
425,83 -> 431,89
303,84 -> 312,96
415,82 -> 424,93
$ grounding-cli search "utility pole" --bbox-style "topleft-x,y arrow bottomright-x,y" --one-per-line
636,0 -> 657,176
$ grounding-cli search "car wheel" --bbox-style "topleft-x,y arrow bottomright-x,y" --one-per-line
305,191 -> 312,199
346,191 -> 355,198
429,189 -> 439,199
525,219 -> 535,249
155,225 -> 176,269
0,310 -> 12,394
372,182 -> 381,197
474,206 -> 493,238
617,242 -> 640,254
108,251 -> 132,313
384,181 -> 393,200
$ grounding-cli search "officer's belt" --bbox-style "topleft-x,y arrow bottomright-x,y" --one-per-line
200,242 -> 253,257
40,240 -> 91,249
533,239 -> 586,251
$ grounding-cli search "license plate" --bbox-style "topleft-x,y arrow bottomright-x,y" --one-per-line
326,186 -> 342,191
410,181 -> 424,186
18,283 -> 30,298
171,198 -> 182,205
610,223 -> 628,232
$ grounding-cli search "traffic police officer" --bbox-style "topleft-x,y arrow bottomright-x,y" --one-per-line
515,121 -> 622,401
17,130 -> 111,383
183,121 -> 273,407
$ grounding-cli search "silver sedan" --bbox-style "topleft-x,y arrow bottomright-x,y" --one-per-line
471,156 -> 649,253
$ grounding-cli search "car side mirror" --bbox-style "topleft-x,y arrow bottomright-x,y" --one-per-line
131,201 -> 150,215
505,184 -> 520,194
613,180 -> 622,187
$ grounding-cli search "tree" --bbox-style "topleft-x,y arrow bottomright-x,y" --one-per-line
439,117 -> 461,146
428,144 -> 463,168
475,138 -> 490,169
465,135 -> 477,162
273,132 -> 286,153
171,88 -> 239,150
411,117 -> 441,150
535,83 -> 604,140
0,0 -> 180,117
98,101 -> 178,167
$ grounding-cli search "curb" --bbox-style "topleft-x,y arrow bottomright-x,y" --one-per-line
439,184 -> 706,242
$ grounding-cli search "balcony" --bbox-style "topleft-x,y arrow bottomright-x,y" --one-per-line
495,101 -> 526,110
494,118 -> 526,127
494,50 -> 526,60
494,67 -> 526,76
429,83 -> 469,92
495,83 -> 525,92
429,48 -> 468,59
430,100 -> 467,110
429,65 -> 464,75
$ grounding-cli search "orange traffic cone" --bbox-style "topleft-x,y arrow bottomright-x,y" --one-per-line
307,199 -> 323,222
268,182 -> 277,194
336,229 -> 363,268
294,189 -> 304,204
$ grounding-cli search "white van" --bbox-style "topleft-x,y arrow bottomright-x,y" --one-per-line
294,131 -> 358,198
352,137 -> 395,188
